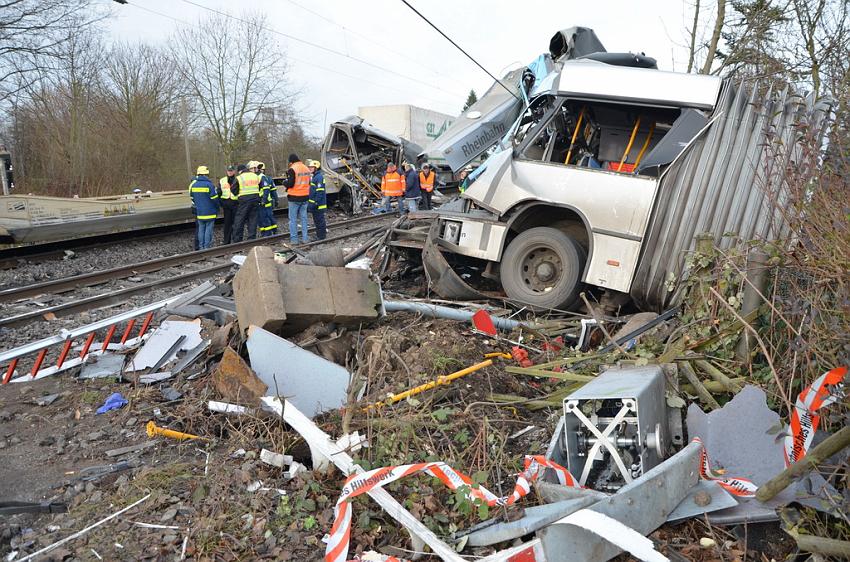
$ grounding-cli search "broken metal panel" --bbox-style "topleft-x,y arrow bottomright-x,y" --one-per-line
79,353 -> 125,379
665,480 -> 738,522
556,60 -> 721,110
631,81 -> 833,310
424,67 -> 527,172
247,327 -> 349,418
127,320 -> 202,372
549,27 -> 606,61
686,385 -> 837,524
537,441 -> 700,561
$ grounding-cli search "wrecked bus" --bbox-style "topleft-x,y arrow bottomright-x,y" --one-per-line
320,116 -> 423,214
409,29 -> 831,312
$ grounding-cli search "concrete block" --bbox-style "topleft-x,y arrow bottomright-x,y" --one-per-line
212,347 -> 268,405
234,247 -> 380,336
328,268 -> 381,324
233,247 -> 287,334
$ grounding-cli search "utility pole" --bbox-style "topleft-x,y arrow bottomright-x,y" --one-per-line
181,98 -> 191,177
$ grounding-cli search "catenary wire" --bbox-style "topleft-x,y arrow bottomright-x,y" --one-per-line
282,0 -> 449,80
178,0 -> 467,101
123,1 -> 459,112
398,0 -> 521,102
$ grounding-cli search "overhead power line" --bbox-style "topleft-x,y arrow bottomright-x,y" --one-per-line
283,0 -> 448,80
178,0 -> 466,101
121,1 -> 459,113
398,0 -> 522,102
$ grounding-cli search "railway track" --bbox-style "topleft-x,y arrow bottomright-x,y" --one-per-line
0,207 -> 339,269
0,213 -> 395,328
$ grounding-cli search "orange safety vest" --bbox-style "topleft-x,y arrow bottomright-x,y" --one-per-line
288,161 -> 311,197
419,170 -> 436,193
381,171 -> 405,197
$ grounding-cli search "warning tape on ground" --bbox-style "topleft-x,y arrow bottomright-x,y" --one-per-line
325,455 -> 578,562
696,365 -> 847,497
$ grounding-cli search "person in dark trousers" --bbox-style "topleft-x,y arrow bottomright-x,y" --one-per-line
418,163 -> 438,210
307,159 -> 327,240
257,162 -> 278,237
283,153 -> 311,243
189,165 -> 219,250
218,165 -> 238,244
232,161 -> 262,242
402,162 -> 420,213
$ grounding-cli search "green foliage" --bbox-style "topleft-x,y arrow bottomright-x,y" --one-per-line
462,89 -> 478,112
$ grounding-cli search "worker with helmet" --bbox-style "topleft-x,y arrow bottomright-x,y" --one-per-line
283,153 -> 311,244
218,165 -> 238,244
380,161 -> 405,216
307,159 -> 327,240
232,161 -> 262,242
257,162 -> 278,237
189,165 -> 219,250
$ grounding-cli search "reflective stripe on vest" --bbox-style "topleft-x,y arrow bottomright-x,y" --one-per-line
237,172 -> 261,197
197,214 -> 217,220
419,171 -> 436,192
219,177 -> 236,200
382,172 -> 404,196
288,162 -> 311,197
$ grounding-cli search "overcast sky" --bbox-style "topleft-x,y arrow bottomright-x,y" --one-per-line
106,0 -> 704,138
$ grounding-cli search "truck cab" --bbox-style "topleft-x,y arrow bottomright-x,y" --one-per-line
433,61 -> 722,310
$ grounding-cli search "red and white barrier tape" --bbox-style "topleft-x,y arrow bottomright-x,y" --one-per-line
696,365 -> 848,497
326,455 -> 578,562
785,365 -> 847,466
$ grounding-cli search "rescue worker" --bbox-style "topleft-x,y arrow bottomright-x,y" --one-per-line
257,162 -> 278,237
307,159 -> 327,240
218,165 -> 238,244
283,153 -> 311,244
232,161 -> 262,242
402,162 -> 420,213
418,163 -> 437,210
380,162 -> 405,216
188,165 -> 219,250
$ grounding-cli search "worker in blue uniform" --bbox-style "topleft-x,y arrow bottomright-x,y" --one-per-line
307,159 -> 327,240
188,165 -> 219,250
257,162 -> 278,237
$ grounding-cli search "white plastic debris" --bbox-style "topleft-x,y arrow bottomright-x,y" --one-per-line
208,401 -> 250,415
260,449 -> 294,468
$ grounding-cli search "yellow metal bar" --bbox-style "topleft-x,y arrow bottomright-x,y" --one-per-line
365,359 -> 494,411
564,108 -> 586,165
146,420 -> 206,441
484,352 -> 512,359
341,158 -> 382,198
617,116 -> 641,172
632,122 -> 656,171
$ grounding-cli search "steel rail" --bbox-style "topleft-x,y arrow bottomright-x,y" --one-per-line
0,213 -> 385,303
0,222 -> 389,328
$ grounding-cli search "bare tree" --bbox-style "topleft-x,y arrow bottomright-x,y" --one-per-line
169,11 -> 296,163
701,0 -> 727,73
0,0 -> 107,103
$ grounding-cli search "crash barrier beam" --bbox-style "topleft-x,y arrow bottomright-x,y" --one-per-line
0,297 -> 178,384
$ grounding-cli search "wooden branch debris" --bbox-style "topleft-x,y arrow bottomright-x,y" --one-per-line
756,425 -> 850,502
678,361 -> 721,410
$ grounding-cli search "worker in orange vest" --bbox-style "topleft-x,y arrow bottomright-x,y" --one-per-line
283,153 -> 312,243
418,162 -> 439,210
380,162 -> 405,216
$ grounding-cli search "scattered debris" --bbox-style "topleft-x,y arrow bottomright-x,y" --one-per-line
128,320 -> 202,371
211,347 -> 268,405
95,392 -> 127,414
259,449 -> 293,469
247,326 -> 349,418
145,421 -> 205,441
104,441 -> 157,458
79,353 -> 124,380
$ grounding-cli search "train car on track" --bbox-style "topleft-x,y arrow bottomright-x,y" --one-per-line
0,191 -> 196,245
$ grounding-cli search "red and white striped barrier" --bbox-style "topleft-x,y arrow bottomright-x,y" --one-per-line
326,455 -> 578,562
0,298 -> 176,384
